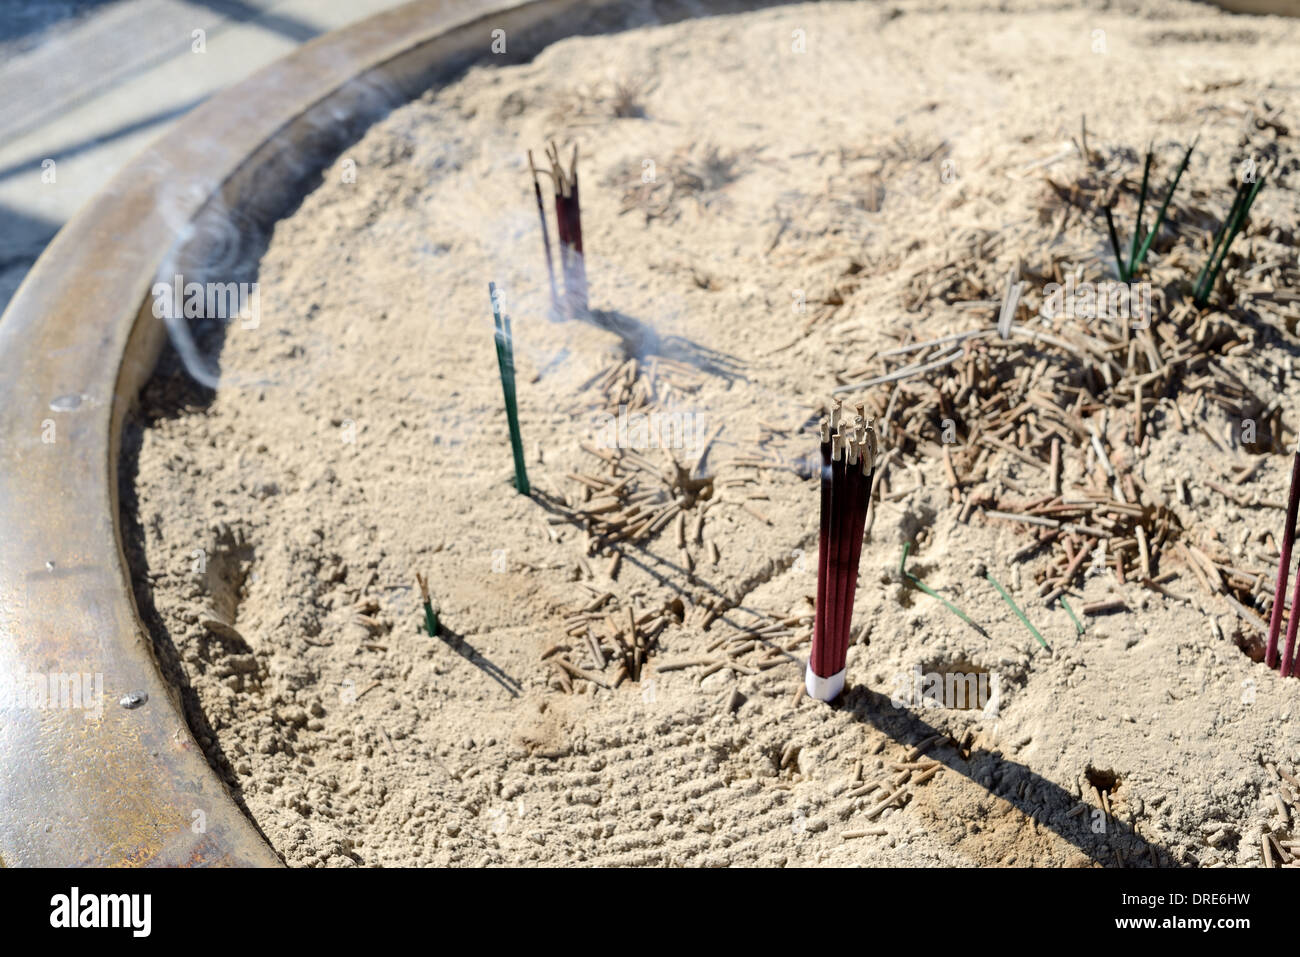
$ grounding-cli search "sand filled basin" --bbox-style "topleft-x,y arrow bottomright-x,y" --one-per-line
120,0 -> 1300,866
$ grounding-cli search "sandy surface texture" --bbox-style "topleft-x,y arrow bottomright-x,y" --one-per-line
120,0 -> 1300,866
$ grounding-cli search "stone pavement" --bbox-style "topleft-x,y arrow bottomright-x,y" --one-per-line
0,0 -> 412,313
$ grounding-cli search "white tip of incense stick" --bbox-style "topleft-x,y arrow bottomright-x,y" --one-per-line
805,664 -> 846,702
860,422 -> 879,472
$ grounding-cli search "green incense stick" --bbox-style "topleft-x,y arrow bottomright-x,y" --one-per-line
987,572 -> 1049,652
1193,179 -> 1249,303
416,572 -> 439,637
1127,148 -> 1153,276
1103,206 -> 1127,282
488,283 -> 530,496
1102,139 -> 1196,282
1060,594 -> 1085,635
1194,169 -> 1266,306
900,543 -> 984,633
1130,137 -> 1197,273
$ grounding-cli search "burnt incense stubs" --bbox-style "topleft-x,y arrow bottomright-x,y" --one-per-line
808,402 -> 879,702
529,143 -> 587,318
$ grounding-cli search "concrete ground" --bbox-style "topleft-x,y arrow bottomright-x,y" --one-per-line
0,0 -> 412,314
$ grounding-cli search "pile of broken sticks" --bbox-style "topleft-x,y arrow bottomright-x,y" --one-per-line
543,589 -> 674,686
656,610 -> 813,681
544,584 -> 816,692
842,734 -> 956,836
833,302 -> 1279,626
990,487 -> 1281,627
565,433 -> 733,576
568,354 -> 705,419
807,402 -> 879,702
988,488 -> 1177,603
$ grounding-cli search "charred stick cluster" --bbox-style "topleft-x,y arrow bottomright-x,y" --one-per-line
808,401 -> 878,702
833,202 -> 1284,635
530,143 -> 588,318
544,590 -> 674,687
568,353 -> 705,418
566,437 -> 718,577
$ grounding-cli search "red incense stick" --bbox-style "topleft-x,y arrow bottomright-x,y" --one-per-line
813,417 -> 832,673
1282,562 -> 1300,677
533,141 -> 588,319
807,405 -> 878,701
823,405 -> 849,680
550,149 -> 572,248
816,406 -> 846,684
1266,447 -> 1300,669
841,417 -> 875,662
546,143 -> 580,317
830,436 -> 860,673
817,431 -> 846,681
567,145 -> 588,314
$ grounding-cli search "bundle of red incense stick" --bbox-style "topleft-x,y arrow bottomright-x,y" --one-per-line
807,401 -> 879,701
529,142 -> 587,318
1266,441 -> 1300,676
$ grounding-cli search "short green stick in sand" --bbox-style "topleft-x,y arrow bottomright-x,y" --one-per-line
415,572 -> 438,637
1060,594 -> 1085,635
987,572 -> 1050,652
900,543 -> 985,635
488,282 -> 530,496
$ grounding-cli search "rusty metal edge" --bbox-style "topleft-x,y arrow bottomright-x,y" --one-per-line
0,0 -> 596,867
1208,1 -> 1300,14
